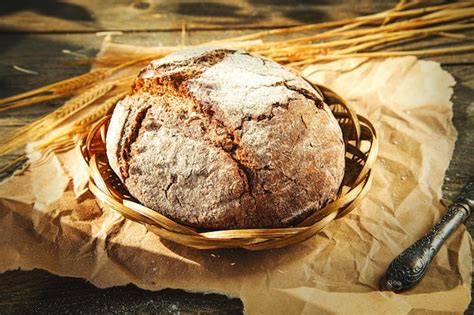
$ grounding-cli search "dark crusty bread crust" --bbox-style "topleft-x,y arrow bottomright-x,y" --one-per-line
106,47 -> 345,229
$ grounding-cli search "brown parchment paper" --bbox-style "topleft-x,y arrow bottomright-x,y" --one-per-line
0,41 -> 472,314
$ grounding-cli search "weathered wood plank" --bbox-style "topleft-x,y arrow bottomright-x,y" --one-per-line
0,0 -> 397,32
0,269 -> 243,314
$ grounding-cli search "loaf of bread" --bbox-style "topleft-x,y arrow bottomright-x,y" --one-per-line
106,47 -> 345,230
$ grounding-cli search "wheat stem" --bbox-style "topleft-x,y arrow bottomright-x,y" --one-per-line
288,44 -> 474,66
220,2 -> 472,42
256,23 -> 474,58
250,7 -> 474,51
0,69 -> 110,107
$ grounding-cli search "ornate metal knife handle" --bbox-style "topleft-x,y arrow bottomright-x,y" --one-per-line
381,181 -> 474,292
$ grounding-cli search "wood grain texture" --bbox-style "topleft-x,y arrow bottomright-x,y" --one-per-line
0,0 -> 394,32
0,269 -> 243,314
0,0 -> 473,313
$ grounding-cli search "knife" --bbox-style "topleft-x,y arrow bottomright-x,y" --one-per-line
380,181 -> 474,292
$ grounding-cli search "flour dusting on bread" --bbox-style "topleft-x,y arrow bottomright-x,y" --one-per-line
106,47 -> 345,229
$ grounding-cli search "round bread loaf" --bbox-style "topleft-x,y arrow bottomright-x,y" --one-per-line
106,47 -> 345,230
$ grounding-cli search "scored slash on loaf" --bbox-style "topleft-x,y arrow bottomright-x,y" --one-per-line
106,47 -> 345,230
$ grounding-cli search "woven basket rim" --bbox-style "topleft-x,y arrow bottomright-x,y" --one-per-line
80,81 -> 378,250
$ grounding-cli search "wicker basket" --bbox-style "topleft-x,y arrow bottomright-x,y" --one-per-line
80,82 -> 378,250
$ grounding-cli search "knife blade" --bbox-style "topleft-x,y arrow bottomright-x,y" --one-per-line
380,181 -> 473,292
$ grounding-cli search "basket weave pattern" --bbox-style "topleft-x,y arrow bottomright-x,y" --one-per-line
81,82 -> 378,250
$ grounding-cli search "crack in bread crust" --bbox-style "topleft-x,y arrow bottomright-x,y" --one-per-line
107,47 -> 345,229
277,82 -> 324,109
133,49 -> 233,95
117,49 -> 234,180
118,104 -> 152,179
130,49 -> 265,198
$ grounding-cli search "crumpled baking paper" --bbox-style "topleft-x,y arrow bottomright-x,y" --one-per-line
0,40 -> 471,314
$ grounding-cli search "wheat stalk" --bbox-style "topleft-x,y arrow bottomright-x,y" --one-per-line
250,8 -> 474,53
0,82 -> 117,156
0,90 -> 128,175
0,0 -> 473,174
220,1 -> 472,43
29,90 -> 128,154
75,91 -> 128,128
51,83 -> 116,121
288,44 -> 474,67
257,23 -> 473,58
0,69 -> 111,108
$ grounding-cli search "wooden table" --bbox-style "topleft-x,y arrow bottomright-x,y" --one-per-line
0,1 -> 472,313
